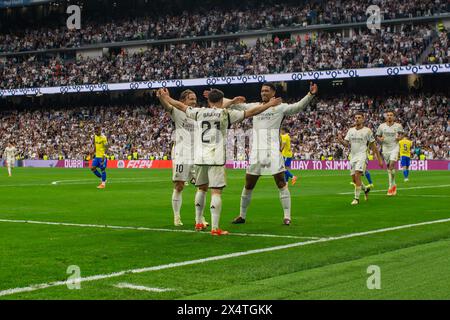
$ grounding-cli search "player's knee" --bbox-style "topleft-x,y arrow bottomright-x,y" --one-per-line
174,182 -> 184,192
198,185 -> 208,192
276,180 -> 287,189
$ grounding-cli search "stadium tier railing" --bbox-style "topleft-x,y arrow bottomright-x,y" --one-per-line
1,63 -> 449,97
0,13 -> 449,57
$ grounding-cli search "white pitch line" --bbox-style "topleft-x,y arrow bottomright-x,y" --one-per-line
370,194 -> 450,198
338,184 -> 450,195
0,219 -> 319,240
114,282 -> 175,293
1,217 -> 450,297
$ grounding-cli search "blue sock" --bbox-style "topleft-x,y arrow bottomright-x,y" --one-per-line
285,170 -> 293,182
101,170 -> 107,182
404,170 -> 409,178
92,169 -> 101,178
365,171 -> 373,184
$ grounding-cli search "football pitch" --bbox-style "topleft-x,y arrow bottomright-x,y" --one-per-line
0,168 -> 449,300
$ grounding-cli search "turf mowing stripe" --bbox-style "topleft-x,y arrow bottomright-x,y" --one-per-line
0,219 -> 319,240
114,283 -> 175,293
338,184 -> 450,195
1,217 -> 450,298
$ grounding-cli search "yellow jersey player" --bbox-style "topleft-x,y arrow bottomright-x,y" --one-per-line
399,134 -> 412,182
280,127 -> 297,185
91,126 -> 108,189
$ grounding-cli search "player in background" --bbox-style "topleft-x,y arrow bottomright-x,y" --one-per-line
91,126 -> 108,189
3,142 -> 17,177
376,111 -> 404,196
399,133 -> 412,182
158,89 -> 209,227
339,112 -> 383,205
159,88 -> 281,235
225,82 -> 317,226
280,127 -> 297,185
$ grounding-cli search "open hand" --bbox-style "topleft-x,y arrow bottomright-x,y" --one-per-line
268,97 -> 282,107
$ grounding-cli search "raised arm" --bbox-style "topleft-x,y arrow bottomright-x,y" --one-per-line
244,97 -> 282,119
159,88 -> 189,113
157,89 -> 173,112
222,96 -> 246,109
281,82 -> 318,115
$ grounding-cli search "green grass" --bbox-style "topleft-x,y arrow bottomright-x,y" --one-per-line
0,168 -> 449,299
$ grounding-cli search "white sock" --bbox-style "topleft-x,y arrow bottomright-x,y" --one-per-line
172,189 -> 182,217
279,187 -> 291,220
391,169 -> 396,186
355,186 -> 362,200
210,194 -> 222,230
8,167 -> 11,176
388,170 -> 393,188
240,188 -> 253,219
195,190 -> 206,224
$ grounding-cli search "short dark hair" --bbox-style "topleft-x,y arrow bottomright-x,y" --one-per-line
179,89 -> 195,102
208,89 -> 224,103
281,126 -> 290,133
386,109 -> 396,115
354,111 -> 365,117
261,82 -> 277,92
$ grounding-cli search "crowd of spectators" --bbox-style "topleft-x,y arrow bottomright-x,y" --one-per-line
0,0 -> 447,53
1,23 -> 443,89
1,94 -> 448,161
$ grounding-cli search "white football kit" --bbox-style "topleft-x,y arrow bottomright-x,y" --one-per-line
344,127 -> 375,175
186,106 -> 245,188
4,146 -> 16,167
376,122 -> 403,162
233,93 -> 314,175
170,107 -> 196,182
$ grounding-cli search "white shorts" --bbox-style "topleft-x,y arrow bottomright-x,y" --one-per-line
247,151 -> 285,176
350,158 -> 367,175
172,162 -> 195,182
6,158 -> 14,167
195,165 -> 226,188
382,147 -> 399,163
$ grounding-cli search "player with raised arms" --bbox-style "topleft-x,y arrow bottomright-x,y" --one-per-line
3,142 -> 17,177
91,126 -> 108,189
376,111 -> 404,196
339,112 -> 383,205
219,82 -> 317,226
159,88 -> 282,235
158,89 -> 209,227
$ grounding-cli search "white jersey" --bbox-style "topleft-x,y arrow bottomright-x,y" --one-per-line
344,127 -> 374,161
376,122 -> 403,152
186,107 -> 245,165
233,94 -> 314,165
4,146 -> 16,159
170,107 -> 195,164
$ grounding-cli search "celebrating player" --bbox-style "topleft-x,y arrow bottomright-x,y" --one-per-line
280,127 -> 297,185
158,89 -> 209,227
3,142 -> 17,177
227,82 -> 317,226
399,133 -> 412,182
376,111 -> 404,196
91,126 -> 108,189
159,88 -> 281,235
339,112 -> 383,205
